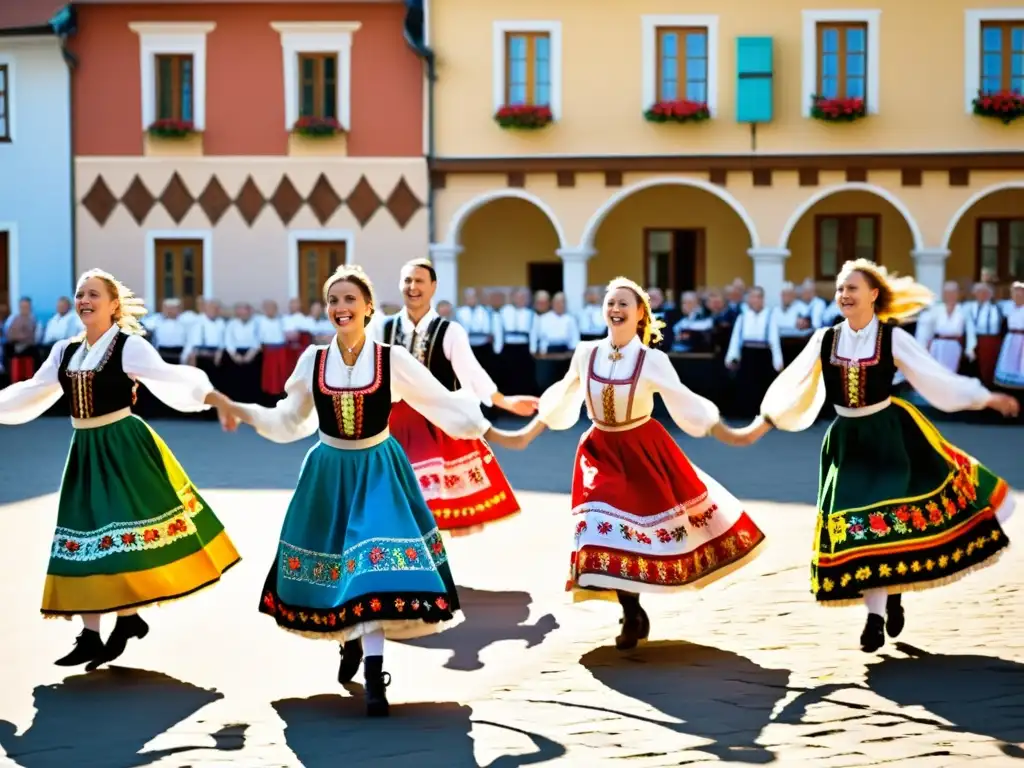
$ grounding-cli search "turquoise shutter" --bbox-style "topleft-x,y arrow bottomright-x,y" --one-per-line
736,37 -> 773,123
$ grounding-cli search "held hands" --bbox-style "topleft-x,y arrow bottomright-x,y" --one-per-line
987,393 -> 1020,418
484,417 -> 547,451
204,391 -> 242,432
710,416 -> 773,447
494,393 -> 541,417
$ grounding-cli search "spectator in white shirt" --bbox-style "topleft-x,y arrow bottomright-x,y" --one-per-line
436,300 -> 454,319
965,282 -> 1006,387
499,287 -> 538,395
671,291 -> 711,352
794,279 -> 827,330
916,282 -> 973,374
308,301 -> 335,344
531,291 -> 580,390
257,299 -> 289,402
150,299 -> 189,362
42,296 -> 84,352
576,286 -> 607,341
725,286 -> 784,418
220,302 -> 261,402
183,299 -> 226,410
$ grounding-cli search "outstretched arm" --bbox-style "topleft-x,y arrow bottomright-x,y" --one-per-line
0,341 -> 67,424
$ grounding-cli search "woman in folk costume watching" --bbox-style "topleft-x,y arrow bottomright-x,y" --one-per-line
502,277 -> 767,650
373,259 -> 539,536
0,269 -> 240,670
223,265 -> 527,717
726,259 -> 1017,652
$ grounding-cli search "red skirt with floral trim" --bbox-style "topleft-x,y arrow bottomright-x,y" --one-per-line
568,418 -> 765,599
389,401 -> 520,534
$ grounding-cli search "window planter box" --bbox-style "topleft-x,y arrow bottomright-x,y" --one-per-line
494,104 -> 553,130
147,119 -> 198,138
809,94 -> 866,122
292,116 -> 344,137
973,91 -> 1024,125
644,99 -> 710,124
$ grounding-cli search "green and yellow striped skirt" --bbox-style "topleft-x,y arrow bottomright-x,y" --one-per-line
42,410 -> 240,616
812,398 -> 1013,606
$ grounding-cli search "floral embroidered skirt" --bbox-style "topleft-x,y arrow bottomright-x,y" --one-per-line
812,397 -> 1014,606
43,415 -> 240,616
568,418 -> 766,602
258,434 -> 462,642
388,400 -> 520,535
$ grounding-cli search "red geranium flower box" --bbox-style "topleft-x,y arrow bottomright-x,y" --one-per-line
810,94 -> 867,122
292,116 -> 344,137
973,90 -> 1024,125
147,119 -> 197,138
494,104 -> 553,129
644,99 -> 711,123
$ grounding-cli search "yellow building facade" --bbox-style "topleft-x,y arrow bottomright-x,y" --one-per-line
426,0 -> 1024,310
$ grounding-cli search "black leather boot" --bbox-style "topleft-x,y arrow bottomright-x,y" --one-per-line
363,656 -> 391,717
54,629 -> 104,667
85,614 -> 149,671
885,593 -> 905,638
337,639 -> 363,684
860,613 -> 885,653
615,591 -> 651,651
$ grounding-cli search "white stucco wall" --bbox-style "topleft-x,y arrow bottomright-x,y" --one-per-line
0,36 -> 73,317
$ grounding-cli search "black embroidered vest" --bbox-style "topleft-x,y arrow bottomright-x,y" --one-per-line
59,333 -> 136,419
383,315 -> 459,392
311,343 -> 392,440
820,321 -> 896,409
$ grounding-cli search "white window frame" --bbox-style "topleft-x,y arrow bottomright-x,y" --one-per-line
130,22 -> 215,132
271,22 -> 361,132
287,229 -> 355,301
965,9 -> 1024,113
492,20 -> 563,120
144,229 -> 214,308
641,15 -> 719,115
0,52 -> 15,142
801,9 -> 881,116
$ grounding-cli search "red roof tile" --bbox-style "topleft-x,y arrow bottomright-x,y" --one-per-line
0,0 -> 63,32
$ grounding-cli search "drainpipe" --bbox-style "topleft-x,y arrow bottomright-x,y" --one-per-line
403,0 -> 436,246
50,5 -> 78,290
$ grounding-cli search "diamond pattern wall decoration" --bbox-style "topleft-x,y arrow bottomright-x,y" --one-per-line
198,178 -> 232,225
121,176 -> 156,225
81,177 -> 118,225
235,176 -> 266,226
160,173 -> 194,224
79,172 -> 424,229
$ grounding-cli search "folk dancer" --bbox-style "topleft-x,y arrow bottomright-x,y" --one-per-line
223,265 -> 524,717
257,300 -> 290,403
506,278 -> 766,650
965,282 -> 1006,387
376,260 -> 538,536
221,302 -> 261,405
728,260 -> 1018,652
499,287 -> 538,396
0,270 -> 240,669
994,282 -> 1024,397
724,287 -> 784,418
915,282 -> 974,374
577,287 -> 608,342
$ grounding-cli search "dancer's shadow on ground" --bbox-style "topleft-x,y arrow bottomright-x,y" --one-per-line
777,643 -> 1024,759
547,641 -> 787,764
398,587 -> 559,671
0,668 -> 246,768
273,695 -> 566,767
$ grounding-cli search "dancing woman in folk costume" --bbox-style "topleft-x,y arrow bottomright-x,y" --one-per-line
372,259 -> 538,537
224,266 -> 525,717
0,270 -> 241,670
727,259 -> 1018,653
507,278 -> 767,650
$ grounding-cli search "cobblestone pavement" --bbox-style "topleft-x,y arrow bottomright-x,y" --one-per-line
0,418 -> 1021,767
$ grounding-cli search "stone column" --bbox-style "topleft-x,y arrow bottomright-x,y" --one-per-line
911,248 -> 950,297
747,247 -> 791,307
556,247 -> 595,314
428,243 -> 463,305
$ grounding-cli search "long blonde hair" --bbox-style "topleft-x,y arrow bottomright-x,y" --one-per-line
836,259 -> 934,322
76,269 -> 148,336
606,277 -> 665,347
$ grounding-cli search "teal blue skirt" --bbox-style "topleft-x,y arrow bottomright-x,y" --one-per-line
258,434 -> 461,641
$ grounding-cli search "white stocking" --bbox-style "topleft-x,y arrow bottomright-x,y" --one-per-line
82,614 -> 101,632
362,628 -> 386,657
863,588 -> 887,616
